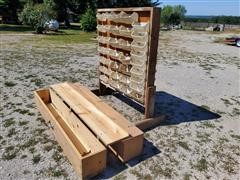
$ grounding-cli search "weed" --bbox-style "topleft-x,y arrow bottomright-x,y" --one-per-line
28,112 -> 35,116
4,81 -> 16,87
44,144 -> 53,152
183,173 -> 191,180
7,128 -> 16,137
221,98 -> 233,107
177,141 -> 191,151
33,128 -> 45,136
2,146 -> 18,160
230,134 -> 240,141
18,120 -> 29,126
29,147 -> 35,153
23,170 -> 30,174
129,169 -> 144,179
52,151 -> 63,162
196,131 -> 211,143
194,158 -> 208,171
113,174 -> 127,180
32,154 -> 41,164
48,167 -> 67,177
21,154 -> 27,159
30,78 -> 43,86
15,109 -> 30,115
20,137 -> 38,149
3,118 -> 16,127
201,121 -> 216,128
231,108 -> 240,116
222,154 -> 238,174
200,105 -> 210,111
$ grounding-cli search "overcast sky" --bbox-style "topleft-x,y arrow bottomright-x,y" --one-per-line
158,0 -> 240,16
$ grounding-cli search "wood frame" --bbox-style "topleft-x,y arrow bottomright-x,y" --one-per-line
97,7 -> 164,129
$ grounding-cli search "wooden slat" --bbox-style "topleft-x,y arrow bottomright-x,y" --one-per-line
97,7 -> 153,12
50,89 -> 91,155
50,83 -> 129,146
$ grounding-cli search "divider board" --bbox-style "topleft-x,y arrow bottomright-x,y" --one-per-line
97,7 -> 161,118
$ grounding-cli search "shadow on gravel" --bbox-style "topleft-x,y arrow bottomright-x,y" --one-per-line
114,91 -> 221,125
95,91 -> 220,179
94,139 -> 160,179
154,91 -> 221,125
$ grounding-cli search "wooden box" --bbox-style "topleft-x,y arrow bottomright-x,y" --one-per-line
34,89 -> 107,179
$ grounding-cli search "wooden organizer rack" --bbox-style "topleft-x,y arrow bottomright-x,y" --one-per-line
97,7 -> 161,120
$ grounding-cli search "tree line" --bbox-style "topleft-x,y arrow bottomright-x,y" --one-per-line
0,0 -> 160,24
184,16 -> 240,25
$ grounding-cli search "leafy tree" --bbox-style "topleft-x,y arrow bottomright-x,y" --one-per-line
161,5 -> 187,25
96,0 -> 160,8
161,5 -> 173,25
80,7 -> 96,31
19,0 -> 56,33
0,0 -> 26,23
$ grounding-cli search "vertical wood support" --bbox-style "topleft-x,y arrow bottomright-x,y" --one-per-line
144,86 -> 156,118
144,7 -> 161,118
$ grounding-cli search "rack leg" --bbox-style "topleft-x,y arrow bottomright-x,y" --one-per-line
144,86 -> 156,118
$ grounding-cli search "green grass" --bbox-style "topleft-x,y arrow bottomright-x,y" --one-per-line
38,29 -> 96,44
1,24 -> 96,44
0,24 -> 33,33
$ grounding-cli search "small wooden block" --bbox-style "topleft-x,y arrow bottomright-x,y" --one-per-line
135,115 -> 166,131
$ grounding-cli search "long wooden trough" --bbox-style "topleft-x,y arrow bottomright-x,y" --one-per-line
34,82 -> 144,179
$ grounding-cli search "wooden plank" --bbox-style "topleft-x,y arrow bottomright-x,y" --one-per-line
50,89 -> 91,155
50,83 -> 129,146
144,7 -> 160,118
145,8 -> 160,87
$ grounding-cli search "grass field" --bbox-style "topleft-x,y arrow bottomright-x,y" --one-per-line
0,24 -> 96,44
